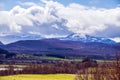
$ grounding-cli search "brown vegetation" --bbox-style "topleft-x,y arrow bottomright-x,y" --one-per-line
0,59 -> 97,76
0,54 -> 120,80
75,54 -> 120,80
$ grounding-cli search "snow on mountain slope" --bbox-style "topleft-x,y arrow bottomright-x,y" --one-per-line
60,33 -> 116,44
0,33 -> 116,44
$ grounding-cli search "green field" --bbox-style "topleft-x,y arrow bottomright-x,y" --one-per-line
0,74 -> 75,80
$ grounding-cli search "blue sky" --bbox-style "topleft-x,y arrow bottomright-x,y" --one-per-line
0,0 -> 120,10
56,0 -> 120,8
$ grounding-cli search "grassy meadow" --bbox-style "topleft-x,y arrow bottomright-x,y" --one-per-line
0,74 -> 75,80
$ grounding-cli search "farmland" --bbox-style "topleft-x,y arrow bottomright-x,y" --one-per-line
0,74 -> 74,80
0,57 -> 120,80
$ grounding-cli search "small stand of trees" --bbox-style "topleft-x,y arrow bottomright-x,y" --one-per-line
0,57 -> 98,76
75,53 -> 120,80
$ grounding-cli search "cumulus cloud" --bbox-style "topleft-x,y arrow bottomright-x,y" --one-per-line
0,11 -> 22,33
0,0 -> 120,42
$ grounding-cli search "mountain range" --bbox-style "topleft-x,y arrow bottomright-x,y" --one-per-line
0,33 -> 116,44
0,33 -> 119,59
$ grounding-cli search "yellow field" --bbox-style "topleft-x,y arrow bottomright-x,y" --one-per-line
0,74 -> 75,80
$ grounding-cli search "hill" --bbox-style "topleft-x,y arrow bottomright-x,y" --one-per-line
0,48 -> 9,54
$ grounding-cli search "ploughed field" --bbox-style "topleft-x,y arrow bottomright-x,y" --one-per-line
0,74 -> 75,80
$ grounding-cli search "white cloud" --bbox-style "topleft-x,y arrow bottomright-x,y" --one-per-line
0,0 -> 120,42
0,11 -> 21,33
57,4 -> 120,35
43,34 -> 67,38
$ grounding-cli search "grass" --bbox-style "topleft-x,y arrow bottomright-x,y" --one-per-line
39,56 -> 84,61
0,74 -> 75,80
0,65 -> 26,68
39,56 -> 65,60
39,56 -> 114,62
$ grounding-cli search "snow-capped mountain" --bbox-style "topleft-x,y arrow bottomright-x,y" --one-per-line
0,41 -> 4,45
61,33 -> 116,44
0,33 -> 116,44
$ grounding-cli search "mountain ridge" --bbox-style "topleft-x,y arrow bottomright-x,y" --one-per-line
60,33 -> 116,44
0,33 -> 119,59
0,38 -> 119,59
0,33 -> 116,44
0,41 -> 4,45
